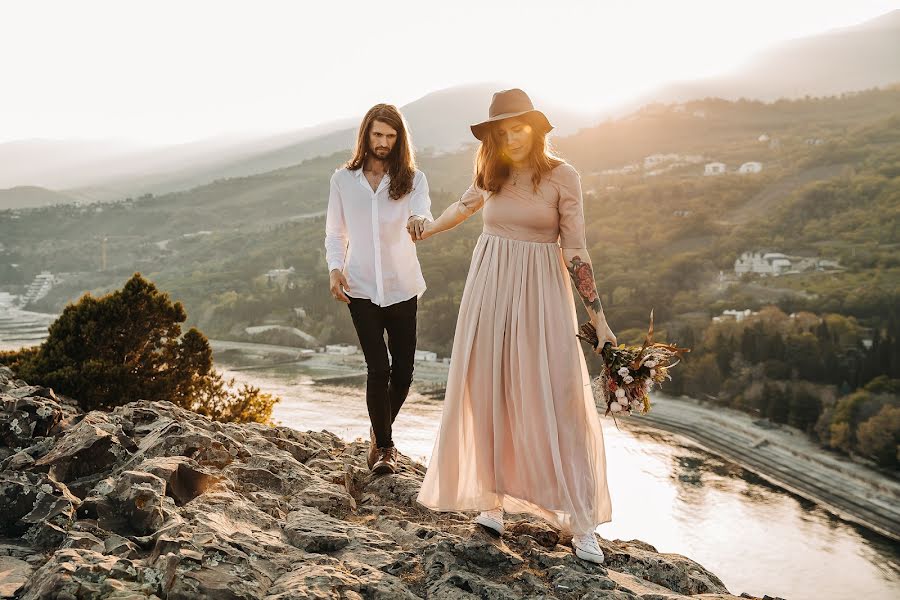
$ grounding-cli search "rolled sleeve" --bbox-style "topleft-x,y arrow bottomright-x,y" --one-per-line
324,171 -> 349,271
457,183 -> 487,216
409,171 -> 434,221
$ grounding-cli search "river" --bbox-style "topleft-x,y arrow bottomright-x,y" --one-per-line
1,305 -> 898,599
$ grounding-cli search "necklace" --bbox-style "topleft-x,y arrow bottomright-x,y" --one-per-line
512,168 -> 522,185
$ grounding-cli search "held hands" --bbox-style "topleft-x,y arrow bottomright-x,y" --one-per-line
329,269 -> 350,303
407,216 -> 431,241
592,315 -> 617,355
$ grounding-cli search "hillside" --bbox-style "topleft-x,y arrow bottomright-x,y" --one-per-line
0,186 -> 80,210
1,88 -> 897,355
0,85 -> 595,205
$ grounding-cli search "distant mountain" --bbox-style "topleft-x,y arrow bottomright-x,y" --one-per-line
0,186 -> 80,209
623,10 -> 900,111
0,124 -> 358,203
69,83 -> 595,201
0,84 -> 596,204
5,10 -> 897,202
399,83 -> 596,152
0,139 -> 147,189
557,85 -> 900,172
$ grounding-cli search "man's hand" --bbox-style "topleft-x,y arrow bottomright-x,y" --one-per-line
329,269 -> 350,303
407,216 -> 428,241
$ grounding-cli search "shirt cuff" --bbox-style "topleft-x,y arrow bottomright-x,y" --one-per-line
327,260 -> 344,272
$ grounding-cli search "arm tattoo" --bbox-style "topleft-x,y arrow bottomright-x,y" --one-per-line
567,255 -> 603,314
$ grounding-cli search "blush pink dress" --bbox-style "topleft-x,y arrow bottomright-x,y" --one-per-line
415,162 -> 612,534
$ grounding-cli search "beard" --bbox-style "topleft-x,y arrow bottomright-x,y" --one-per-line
370,146 -> 392,159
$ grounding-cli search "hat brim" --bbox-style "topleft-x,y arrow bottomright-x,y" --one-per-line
470,109 -> 554,141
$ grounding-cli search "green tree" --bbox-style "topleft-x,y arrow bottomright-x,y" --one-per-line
787,386 -> 822,434
856,405 -> 900,469
0,273 -> 278,424
766,383 -> 790,424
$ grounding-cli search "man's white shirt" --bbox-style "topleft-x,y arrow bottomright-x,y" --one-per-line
325,167 -> 433,307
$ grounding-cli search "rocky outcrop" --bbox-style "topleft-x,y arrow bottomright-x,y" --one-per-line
0,366 -> 779,599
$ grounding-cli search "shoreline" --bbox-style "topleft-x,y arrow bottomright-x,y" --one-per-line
210,344 -> 900,542
630,394 -> 900,543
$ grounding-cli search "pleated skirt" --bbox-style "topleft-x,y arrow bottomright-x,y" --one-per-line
416,232 -> 612,533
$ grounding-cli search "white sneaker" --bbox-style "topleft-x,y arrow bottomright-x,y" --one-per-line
473,507 -> 504,535
571,531 -> 605,564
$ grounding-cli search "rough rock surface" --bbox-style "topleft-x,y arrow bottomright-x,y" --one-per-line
0,366 -> 780,599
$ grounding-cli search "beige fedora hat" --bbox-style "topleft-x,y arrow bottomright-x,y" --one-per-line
470,88 -> 554,141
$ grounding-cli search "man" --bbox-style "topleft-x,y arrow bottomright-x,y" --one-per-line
324,104 -> 432,475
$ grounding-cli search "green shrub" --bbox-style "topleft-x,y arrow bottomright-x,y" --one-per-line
856,405 -> 900,469
0,273 -> 278,424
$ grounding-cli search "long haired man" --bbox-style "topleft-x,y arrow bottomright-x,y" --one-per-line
324,104 -> 432,475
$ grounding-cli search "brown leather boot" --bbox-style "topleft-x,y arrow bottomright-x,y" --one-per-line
372,446 -> 398,475
367,426 -> 379,470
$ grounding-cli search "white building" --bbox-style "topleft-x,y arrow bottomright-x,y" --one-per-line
734,251 -> 792,276
415,350 -> 438,362
643,153 -> 706,175
816,259 -> 842,270
325,344 -> 358,355
265,266 -> 296,289
704,162 -> 726,176
739,161 -> 763,174
643,153 -> 680,169
713,309 -> 754,323
599,164 -> 640,176
758,133 -> 770,142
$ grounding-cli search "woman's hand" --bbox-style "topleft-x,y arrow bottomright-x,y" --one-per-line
418,219 -> 434,241
592,315 -> 616,355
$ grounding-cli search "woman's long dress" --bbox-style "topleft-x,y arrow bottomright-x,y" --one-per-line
415,162 -> 612,534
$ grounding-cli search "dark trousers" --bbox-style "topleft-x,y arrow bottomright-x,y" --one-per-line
347,294 -> 417,448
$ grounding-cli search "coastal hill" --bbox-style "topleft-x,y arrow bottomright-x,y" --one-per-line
623,9 -> 900,111
0,367 -> 780,599
0,186 -> 80,210
3,86 -> 895,353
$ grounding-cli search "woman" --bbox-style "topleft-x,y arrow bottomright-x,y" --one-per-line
413,89 -> 617,564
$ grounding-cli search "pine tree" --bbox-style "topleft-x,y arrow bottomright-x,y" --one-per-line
1,273 -> 277,423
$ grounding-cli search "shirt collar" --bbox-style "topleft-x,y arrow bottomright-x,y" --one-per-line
353,166 -> 391,181
354,166 -> 391,194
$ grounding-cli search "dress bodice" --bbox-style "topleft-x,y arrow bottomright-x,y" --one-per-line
456,162 -> 587,248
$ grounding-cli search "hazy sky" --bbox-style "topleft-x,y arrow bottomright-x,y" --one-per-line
2,0 -> 897,145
